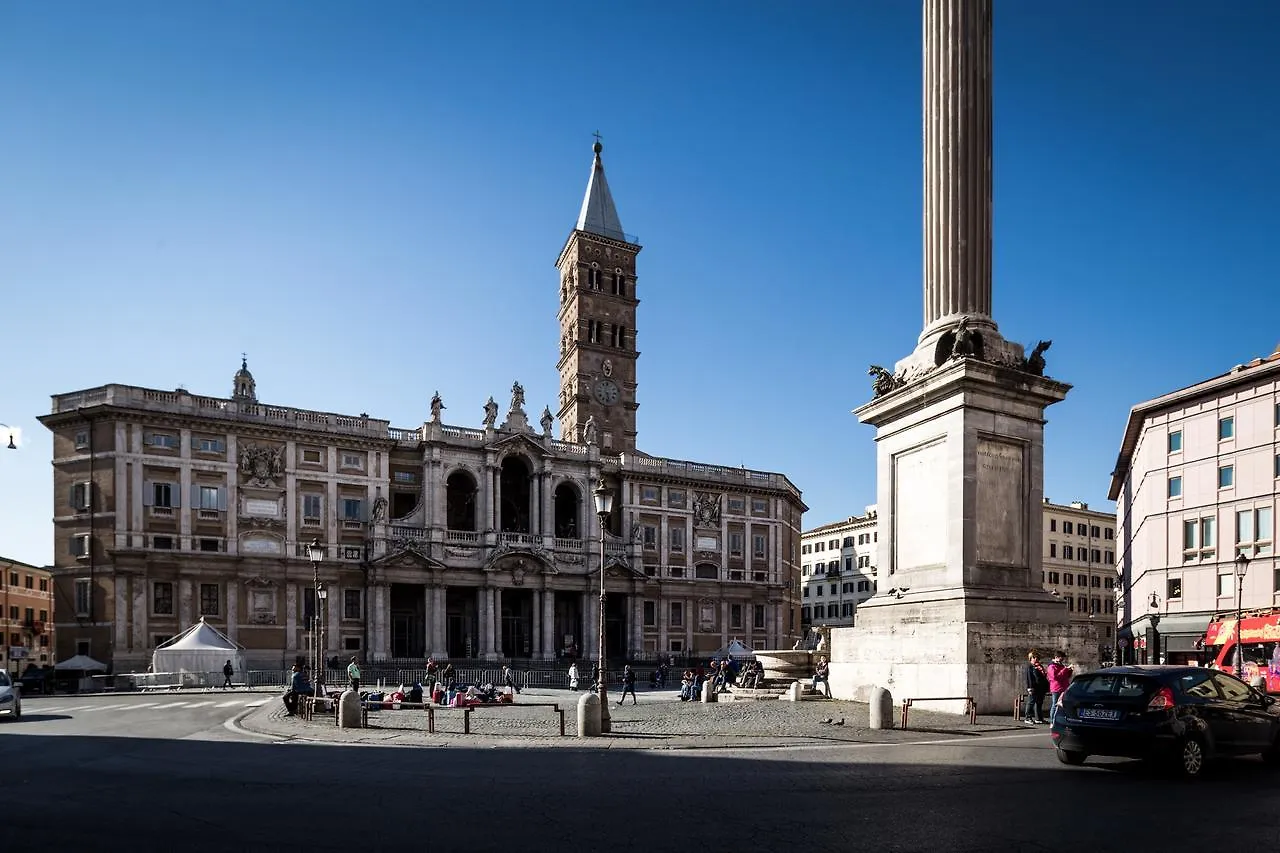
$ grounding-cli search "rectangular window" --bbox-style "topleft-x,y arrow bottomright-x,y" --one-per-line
74,430 -> 89,450
340,452 -> 364,470
694,564 -> 719,580
1219,416 -> 1234,440
753,604 -> 766,629
70,534 -> 91,558
344,589 -> 361,620
342,499 -> 364,521
39,578 -> 47,592
1091,526 -> 1101,538
147,433 -> 179,449
153,582 -> 174,616
642,525 -> 657,549
1049,543 -> 1057,557
1202,517 -> 1216,549
1168,476 -> 1182,498
1166,578 -> 1183,600
1218,465 -> 1234,489
729,533 -> 744,556
667,490 -> 686,509
670,602 -> 684,627
751,498 -> 768,515
752,533 -> 767,559
1237,507 -> 1274,557
1217,573 -> 1234,597
199,538 -> 220,552
730,604 -> 743,629
393,471 -> 416,484
1063,521 -> 1073,535
303,494 -> 323,521
302,449 -> 323,464
150,482 -> 176,509
198,485 -> 222,511
1168,430 -> 1183,452
640,486 -> 659,504
71,481 -> 92,511
76,640 -> 91,657
1049,519 -> 1057,532
193,437 -> 225,453
642,600 -> 656,627
74,579 -> 91,617
1048,571 -> 1059,584
1105,527 -> 1113,540
669,526 -> 685,552
152,536 -> 174,550
199,583 -> 220,617
727,497 -> 746,514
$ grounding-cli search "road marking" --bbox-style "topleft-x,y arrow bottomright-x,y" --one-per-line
158,702 -> 191,709
677,730 -> 1050,755
185,701 -> 215,708
243,700 -> 268,707
77,704 -> 130,713
214,700 -> 243,708
122,702 -> 160,710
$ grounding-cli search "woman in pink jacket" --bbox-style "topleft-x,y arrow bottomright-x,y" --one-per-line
1046,654 -> 1074,725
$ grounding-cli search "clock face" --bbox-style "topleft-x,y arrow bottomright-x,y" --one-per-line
594,379 -> 620,406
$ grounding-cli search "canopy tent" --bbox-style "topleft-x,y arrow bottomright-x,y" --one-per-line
54,654 -> 108,672
710,639 -> 755,661
152,617 -> 245,676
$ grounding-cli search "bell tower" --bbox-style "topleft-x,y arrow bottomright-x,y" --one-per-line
555,139 -> 641,452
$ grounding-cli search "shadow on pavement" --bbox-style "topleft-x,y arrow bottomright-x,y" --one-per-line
4,730 -> 1280,852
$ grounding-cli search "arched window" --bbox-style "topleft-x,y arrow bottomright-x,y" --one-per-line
554,482 -> 581,539
446,471 -> 477,531
499,455 -> 532,534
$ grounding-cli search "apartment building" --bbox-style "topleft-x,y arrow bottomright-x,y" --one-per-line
1,557 -> 55,676
799,507 -> 879,629
1110,344 -> 1280,664
1040,499 -> 1117,657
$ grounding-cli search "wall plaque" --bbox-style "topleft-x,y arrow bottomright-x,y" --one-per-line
976,438 -> 1026,566
244,498 -> 280,517
893,439 -> 948,572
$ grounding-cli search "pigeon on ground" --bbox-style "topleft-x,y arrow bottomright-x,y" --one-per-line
832,718 -> 845,726
819,718 -> 833,725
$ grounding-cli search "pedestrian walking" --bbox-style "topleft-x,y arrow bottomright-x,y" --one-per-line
616,665 -> 638,706
502,664 -> 522,695
1045,652 -> 1073,725
221,659 -> 234,689
568,661 -> 580,691
347,655 -> 361,692
1023,650 -> 1050,725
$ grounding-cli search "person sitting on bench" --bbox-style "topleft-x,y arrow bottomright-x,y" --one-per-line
283,663 -> 314,716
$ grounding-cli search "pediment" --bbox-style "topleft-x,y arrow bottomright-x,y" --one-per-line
488,432 -> 550,457
372,544 -> 446,571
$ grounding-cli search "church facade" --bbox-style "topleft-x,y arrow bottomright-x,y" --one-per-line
40,143 -> 806,672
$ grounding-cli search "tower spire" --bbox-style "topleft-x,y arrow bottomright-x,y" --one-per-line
575,136 -> 625,242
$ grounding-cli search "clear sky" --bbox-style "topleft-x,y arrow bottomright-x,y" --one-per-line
1,1 -> 1277,567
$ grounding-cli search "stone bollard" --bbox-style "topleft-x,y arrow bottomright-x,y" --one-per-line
782,681 -> 802,702
869,686 -> 893,730
338,689 -> 363,729
701,680 -> 717,703
577,692 -> 602,738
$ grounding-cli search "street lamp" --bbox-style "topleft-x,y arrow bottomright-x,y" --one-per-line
0,423 -> 16,450
308,539 -> 324,690
317,584 -> 329,688
593,478 -> 614,733
1148,592 -> 1161,665
1234,551 -> 1251,678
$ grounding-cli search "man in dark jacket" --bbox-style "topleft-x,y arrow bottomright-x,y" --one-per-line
1023,651 -> 1050,725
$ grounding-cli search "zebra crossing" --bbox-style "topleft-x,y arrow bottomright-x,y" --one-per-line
33,697 -> 270,715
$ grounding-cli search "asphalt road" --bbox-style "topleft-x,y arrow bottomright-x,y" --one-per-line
7,693 -> 1280,852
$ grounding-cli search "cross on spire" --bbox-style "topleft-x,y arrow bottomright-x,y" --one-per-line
592,130 -> 602,144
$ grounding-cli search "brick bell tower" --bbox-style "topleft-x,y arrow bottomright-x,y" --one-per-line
555,139 -> 641,452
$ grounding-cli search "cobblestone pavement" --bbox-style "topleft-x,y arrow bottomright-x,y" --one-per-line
238,687 -> 1028,749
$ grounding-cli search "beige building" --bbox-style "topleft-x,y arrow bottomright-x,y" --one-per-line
38,142 -> 806,672
1,557 -> 55,675
1040,499 -> 1117,657
800,508 -> 879,629
1109,344 -> 1280,665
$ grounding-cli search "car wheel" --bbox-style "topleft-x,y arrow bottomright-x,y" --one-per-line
1261,736 -> 1280,767
1056,749 -> 1087,766
1175,736 -> 1206,778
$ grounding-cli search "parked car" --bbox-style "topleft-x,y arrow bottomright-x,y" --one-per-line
1051,665 -> 1280,777
0,671 -> 21,720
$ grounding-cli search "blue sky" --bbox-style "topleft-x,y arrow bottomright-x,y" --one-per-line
1,1 -> 1277,567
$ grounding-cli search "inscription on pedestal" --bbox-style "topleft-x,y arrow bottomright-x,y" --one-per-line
976,438 -> 1025,566
892,439 -> 947,572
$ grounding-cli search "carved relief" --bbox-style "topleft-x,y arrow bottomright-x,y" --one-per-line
239,515 -> 284,531
239,443 -> 284,487
692,491 -> 722,529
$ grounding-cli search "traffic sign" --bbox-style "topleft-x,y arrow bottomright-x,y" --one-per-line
8,646 -> 28,660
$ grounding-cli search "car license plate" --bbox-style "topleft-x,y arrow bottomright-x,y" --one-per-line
1079,708 -> 1121,721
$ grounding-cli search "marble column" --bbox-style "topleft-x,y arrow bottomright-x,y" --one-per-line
131,579 -> 146,651
531,590 -> 542,659
584,591 -> 597,659
432,586 -> 447,656
657,592 -> 668,654
476,587 -> 489,657
226,582 -> 238,643
286,584 -> 298,653
923,0 -> 993,330
114,576 -> 129,656
327,584 -> 339,659
632,595 -> 644,658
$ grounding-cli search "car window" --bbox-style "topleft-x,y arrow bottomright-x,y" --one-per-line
1212,673 -> 1253,702
0,672 -> 10,687
1178,673 -> 1219,699
1072,673 -> 1153,697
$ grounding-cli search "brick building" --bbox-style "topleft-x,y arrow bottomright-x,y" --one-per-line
1,557 -> 55,675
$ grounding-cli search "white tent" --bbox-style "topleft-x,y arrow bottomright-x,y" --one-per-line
152,617 -> 245,677
54,654 -> 108,672
711,639 -> 755,661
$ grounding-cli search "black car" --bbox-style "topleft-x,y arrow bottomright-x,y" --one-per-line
1050,665 -> 1280,777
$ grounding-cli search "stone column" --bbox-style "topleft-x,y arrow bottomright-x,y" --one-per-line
720,601 -> 729,648
531,590 -> 542,659
542,589 -> 555,659
476,587 -> 489,658
657,591 -> 668,654
583,591 -> 596,659
327,583 -> 339,659
632,595 -> 644,658
923,0 -> 993,331
431,585 -> 447,657
114,575 -> 129,656
131,579 -> 146,651
493,587 -> 504,657
286,584 -> 298,654
226,582 -> 238,643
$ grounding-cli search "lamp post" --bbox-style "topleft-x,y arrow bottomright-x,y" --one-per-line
0,423 -> 16,450
593,479 -> 614,733
317,584 -> 329,688
308,539 -> 324,690
1234,552 -> 1251,678
1147,592 -> 1161,665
